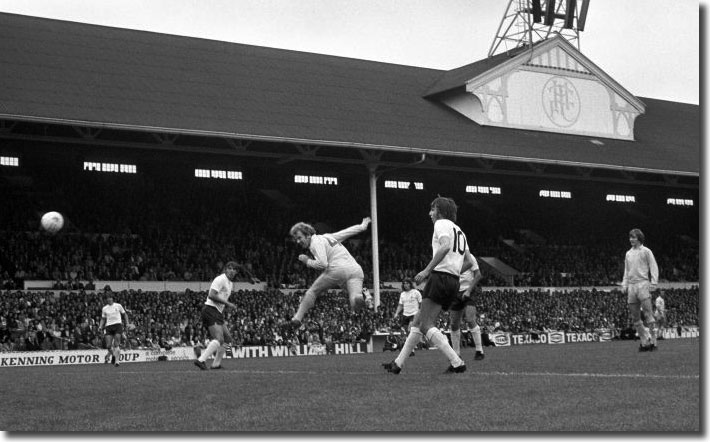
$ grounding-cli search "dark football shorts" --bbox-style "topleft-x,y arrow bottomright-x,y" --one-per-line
421,271 -> 460,311
400,314 -> 416,329
449,292 -> 477,312
105,323 -> 123,336
201,304 -> 224,328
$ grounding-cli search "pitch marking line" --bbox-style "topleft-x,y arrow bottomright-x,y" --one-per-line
481,371 -> 699,380
58,369 -> 699,380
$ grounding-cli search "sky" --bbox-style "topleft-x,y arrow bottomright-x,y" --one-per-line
0,0 -> 701,105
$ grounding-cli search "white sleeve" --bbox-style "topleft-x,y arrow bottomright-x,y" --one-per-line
330,223 -> 366,243
210,275 -> 227,293
434,220 -> 452,242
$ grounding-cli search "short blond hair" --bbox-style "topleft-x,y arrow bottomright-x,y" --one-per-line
290,222 -> 316,237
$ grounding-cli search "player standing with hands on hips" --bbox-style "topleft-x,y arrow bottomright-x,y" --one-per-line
383,196 -> 475,374
449,256 -> 485,360
194,261 -> 239,370
393,278 -> 421,333
621,228 -> 659,352
99,292 -> 128,367
289,217 -> 373,328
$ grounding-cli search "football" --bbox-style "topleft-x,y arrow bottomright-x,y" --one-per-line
41,211 -> 64,233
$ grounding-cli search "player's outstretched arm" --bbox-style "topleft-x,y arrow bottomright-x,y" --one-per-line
331,217 -> 371,242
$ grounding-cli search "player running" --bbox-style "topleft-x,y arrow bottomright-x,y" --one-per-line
393,278 -> 421,333
98,292 -> 128,367
194,261 -> 238,370
383,196 -> 474,374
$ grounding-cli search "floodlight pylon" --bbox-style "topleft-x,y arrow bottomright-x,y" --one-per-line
487,0 -> 589,57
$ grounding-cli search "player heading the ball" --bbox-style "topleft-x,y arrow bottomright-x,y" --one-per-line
289,217 -> 372,328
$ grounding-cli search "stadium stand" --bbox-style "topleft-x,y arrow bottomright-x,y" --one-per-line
0,158 -> 699,291
0,285 -> 699,353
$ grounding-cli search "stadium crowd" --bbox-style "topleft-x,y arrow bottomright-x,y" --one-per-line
0,285 -> 698,353
0,159 -> 699,292
0,224 -> 699,292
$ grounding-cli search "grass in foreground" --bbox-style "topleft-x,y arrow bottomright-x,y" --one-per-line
0,338 -> 700,431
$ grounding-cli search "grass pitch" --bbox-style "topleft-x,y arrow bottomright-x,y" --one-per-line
0,338 -> 699,432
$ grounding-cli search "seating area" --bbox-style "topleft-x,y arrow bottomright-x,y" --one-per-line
0,197 -> 699,292
0,285 -> 698,352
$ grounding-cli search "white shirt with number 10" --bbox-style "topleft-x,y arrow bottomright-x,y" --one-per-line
432,219 -> 469,277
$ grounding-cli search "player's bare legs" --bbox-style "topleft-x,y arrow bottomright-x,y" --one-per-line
449,308 -> 464,355
463,305 -> 484,359
112,332 -> 122,366
198,323 -> 225,367
392,299 -> 464,372
210,325 -> 231,369
104,334 -> 114,364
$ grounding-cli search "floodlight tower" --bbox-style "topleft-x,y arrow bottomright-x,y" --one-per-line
488,0 -> 590,57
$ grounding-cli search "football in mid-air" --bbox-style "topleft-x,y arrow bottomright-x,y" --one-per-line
41,211 -> 64,233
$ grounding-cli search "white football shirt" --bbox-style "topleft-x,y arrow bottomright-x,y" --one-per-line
622,245 -> 659,288
206,273 -> 234,313
458,257 -> 480,292
432,219 -> 469,276
102,302 -> 126,326
306,222 -> 369,271
398,289 -> 422,317
307,234 -> 360,271
655,296 -> 665,314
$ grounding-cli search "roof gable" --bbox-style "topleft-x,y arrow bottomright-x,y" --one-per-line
433,35 -> 646,141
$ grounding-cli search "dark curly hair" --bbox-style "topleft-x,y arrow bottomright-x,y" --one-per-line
431,196 -> 458,222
